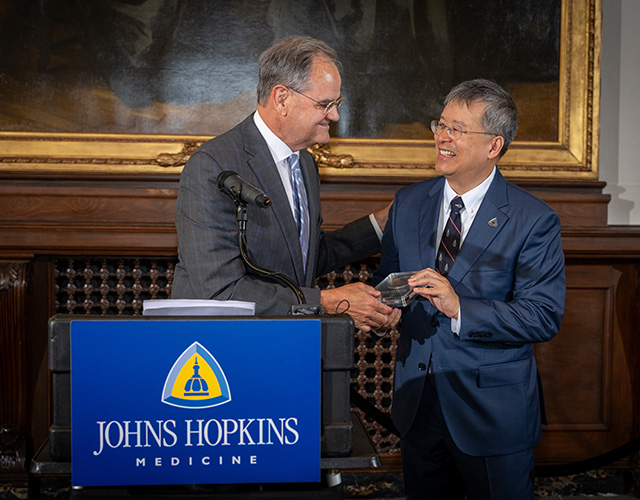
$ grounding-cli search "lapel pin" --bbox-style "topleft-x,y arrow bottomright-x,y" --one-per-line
488,218 -> 498,227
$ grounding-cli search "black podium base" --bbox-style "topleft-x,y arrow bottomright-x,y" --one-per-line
68,482 -> 343,499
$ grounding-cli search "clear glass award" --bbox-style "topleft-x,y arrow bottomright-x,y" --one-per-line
375,271 -> 417,307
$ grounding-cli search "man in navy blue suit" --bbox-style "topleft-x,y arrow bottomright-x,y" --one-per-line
374,79 -> 565,499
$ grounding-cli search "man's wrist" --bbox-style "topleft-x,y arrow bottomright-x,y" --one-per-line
320,288 -> 351,315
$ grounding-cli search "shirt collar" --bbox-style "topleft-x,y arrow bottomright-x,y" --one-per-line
443,166 -> 496,213
253,110 -> 295,165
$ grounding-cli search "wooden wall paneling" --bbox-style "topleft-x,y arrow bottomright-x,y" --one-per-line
28,256 -> 57,458
318,179 -> 611,229
0,257 -> 54,478
1,176 -> 640,475
534,262 -> 639,465
0,261 -> 29,476
535,265 -> 619,462
0,179 -> 178,255
607,262 -> 640,453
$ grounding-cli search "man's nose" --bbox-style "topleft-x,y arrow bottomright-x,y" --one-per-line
435,127 -> 451,141
326,106 -> 340,121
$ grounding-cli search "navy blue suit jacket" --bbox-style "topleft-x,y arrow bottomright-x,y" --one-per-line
374,170 -> 565,456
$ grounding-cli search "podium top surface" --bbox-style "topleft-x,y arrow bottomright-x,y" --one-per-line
48,313 -> 355,372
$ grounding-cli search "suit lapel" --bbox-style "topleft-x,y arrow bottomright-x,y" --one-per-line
419,179 -> 446,270
241,119 -> 306,285
447,170 -> 510,283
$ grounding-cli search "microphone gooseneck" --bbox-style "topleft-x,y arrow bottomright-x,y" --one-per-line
217,170 -> 306,306
236,210 -> 306,305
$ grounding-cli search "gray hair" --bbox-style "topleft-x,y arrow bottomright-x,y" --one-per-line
444,79 -> 518,158
257,36 -> 341,106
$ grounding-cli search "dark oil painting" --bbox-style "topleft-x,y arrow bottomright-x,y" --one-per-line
0,0 -> 560,141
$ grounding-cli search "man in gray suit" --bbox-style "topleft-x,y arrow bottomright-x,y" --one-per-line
173,36 -> 400,333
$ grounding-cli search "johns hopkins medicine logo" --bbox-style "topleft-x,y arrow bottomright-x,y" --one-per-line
161,342 -> 231,408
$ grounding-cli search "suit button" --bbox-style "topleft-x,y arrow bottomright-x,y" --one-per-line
418,362 -> 427,371
431,318 -> 440,328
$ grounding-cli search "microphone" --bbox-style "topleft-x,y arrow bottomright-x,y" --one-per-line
217,171 -> 271,208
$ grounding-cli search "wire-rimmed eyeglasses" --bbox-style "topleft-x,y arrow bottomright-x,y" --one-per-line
287,86 -> 345,115
431,120 -> 497,140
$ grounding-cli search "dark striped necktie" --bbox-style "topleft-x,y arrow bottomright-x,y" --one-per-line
436,196 -> 464,276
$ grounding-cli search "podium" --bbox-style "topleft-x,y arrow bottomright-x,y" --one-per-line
33,314 -> 380,497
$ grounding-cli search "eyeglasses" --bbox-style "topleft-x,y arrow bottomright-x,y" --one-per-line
287,86 -> 345,115
431,120 -> 497,140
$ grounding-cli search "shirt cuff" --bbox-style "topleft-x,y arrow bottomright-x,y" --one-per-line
369,213 -> 384,242
451,310 -> 461,334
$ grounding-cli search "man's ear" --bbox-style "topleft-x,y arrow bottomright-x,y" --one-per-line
272,85 -> 290,116
488,135 -> 505,160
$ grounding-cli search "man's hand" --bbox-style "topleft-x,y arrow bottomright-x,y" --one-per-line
373,201 -> 393,231
321,282 -> 401,332
408,268 -> 460,319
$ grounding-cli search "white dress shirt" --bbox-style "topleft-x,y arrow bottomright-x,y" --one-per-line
253,111 -> 299,216
253,111 -> 383,240
438,166 -> 497,331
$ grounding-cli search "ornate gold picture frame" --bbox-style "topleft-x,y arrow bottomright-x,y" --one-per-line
0,0 -> 600,180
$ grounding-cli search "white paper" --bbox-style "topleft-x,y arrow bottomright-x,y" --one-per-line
142,299 -> 255,316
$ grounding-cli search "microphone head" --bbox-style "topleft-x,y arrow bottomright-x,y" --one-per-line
217,170 -> 271,209
255,194 -> 271,208
217,171 -> 239,190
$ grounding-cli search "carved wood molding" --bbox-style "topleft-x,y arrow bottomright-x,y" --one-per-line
0,264 -> 19,292
0,261 -> 29,473
152,142 -> 358,170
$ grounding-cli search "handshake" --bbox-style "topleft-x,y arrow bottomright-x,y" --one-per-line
319,277 -> 404,333
318,271 -> 421,334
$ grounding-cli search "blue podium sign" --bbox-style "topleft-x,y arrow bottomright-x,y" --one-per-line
70,319 -> 321,487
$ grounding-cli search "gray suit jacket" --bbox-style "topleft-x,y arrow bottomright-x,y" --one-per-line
172,115 -> 381,315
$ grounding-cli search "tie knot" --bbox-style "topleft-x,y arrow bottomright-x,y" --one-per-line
450,196 -> 464,213
287,154 -> 299,171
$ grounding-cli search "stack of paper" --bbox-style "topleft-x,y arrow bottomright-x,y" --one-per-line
142,299 -> 255,316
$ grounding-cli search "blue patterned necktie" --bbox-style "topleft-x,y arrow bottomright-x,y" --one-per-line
436,196 -> 464,276
287,154 -> 309,273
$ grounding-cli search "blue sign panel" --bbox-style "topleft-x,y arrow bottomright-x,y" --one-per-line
70,319 -> 321,487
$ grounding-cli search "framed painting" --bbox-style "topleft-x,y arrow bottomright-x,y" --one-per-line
0,0 -> 600,180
